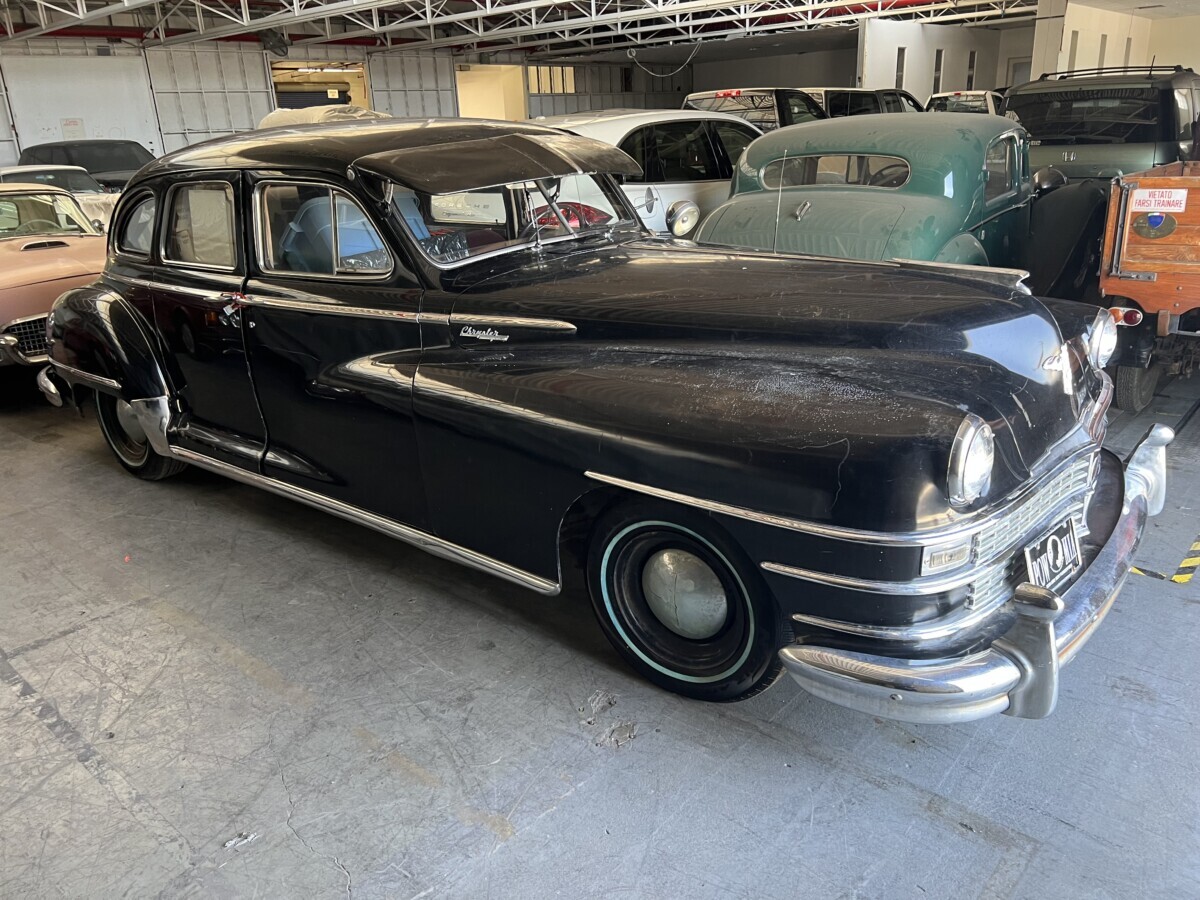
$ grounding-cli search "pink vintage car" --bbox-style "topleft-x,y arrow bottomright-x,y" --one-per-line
0,183 -> 105,368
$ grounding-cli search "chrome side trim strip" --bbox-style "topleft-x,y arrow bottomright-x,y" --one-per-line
450,314 -> 577,333
240,294 -> 419,322
791,595 -> 1002,644
170,447 -> 560,596
588,446 -> 1096,548
51,361 -> 121,391
106,272 -> 214,300
889,258 -> 1032,293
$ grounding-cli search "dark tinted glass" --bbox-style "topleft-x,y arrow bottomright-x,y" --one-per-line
63,142 -> 154,173
617,127 -> 650,184
651,121 -> 719,182
1006,88 -> 1164,145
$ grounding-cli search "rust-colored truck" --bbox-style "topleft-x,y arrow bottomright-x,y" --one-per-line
1100,161 -> 1200,411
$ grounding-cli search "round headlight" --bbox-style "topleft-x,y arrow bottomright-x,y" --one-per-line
1087,310 -> 1119,369
948,415 -> 994,508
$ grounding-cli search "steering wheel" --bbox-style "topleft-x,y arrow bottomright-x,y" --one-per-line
14,219 -> 60,235
869,164 -> 908,188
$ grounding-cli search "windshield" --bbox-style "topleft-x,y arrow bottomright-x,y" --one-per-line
1005,87 -> 1164,144
392,172 -> 637,265
1,168 -> 105,192
65,142 -> 154,173
687,91 -> 782,130
928,94 -> 989,113
0,192 -> 98,237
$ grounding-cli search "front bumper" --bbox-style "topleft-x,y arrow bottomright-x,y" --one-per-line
779,424 -> 1174,724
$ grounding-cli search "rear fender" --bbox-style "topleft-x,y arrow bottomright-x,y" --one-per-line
47,283 -> 170,402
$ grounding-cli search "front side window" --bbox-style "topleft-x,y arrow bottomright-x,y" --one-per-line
881,92 -> 905,113
164,182 -> 236,268
617,127 -> 650,184
1175,89 -> 1195,142
828,92 -> 880,117
118,194 -> 156,255
984,138 -> 1016,203
898,92 -> 924,113
783,92 -> 824,125
761,154 -> 910,190
393,173 -> 635,266
650,121 -> 720,182
259,183 -> 391,276
0,191 -> 98,237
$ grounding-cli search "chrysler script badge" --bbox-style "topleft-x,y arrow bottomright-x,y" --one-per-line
460,325 -> 510,342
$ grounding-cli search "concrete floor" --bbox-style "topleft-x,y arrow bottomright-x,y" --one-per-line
1,368 -> 1198,900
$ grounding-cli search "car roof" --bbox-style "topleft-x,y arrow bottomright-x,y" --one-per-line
0,182 -> 73,195
1011,67 -> 1198,93
929,90 -> 997,97
0,164 -> 90,174
22,139 -> 145,149
742,112 -> 1022,171
797,86 -> 878,93
535,108 -> 755,127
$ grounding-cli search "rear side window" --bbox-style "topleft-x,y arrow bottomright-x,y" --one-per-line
783,92 -> 824,125
828,92 -> 880,117
711,121 -> 759,173
118,194 -> 156,256
1175,89 -> 1194,142
259,183 -> 391,276
617,127 -> 650,184
762,154 -> 909,189
164,182 -> 236,269
650,121 -> 720,182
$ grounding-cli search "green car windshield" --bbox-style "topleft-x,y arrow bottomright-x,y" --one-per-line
1006,87 -> 1162,145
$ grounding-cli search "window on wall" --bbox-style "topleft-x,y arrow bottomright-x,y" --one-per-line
1098,33 -> 1108,67
895,47 -> 907,90
1124,37 -> 1133,67
527,65 -> 577,94
1068,31 -> 1080,70
966,51 -> 977,90
932,49 -> 944,95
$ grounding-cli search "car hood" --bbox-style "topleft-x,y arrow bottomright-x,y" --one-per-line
442,240 -> 1098,501
0,234 -> 106,291
697,191 -> 957,262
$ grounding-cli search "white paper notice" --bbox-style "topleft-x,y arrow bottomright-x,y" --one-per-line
1130,188 -> 1188,214
60,117 -> 85,140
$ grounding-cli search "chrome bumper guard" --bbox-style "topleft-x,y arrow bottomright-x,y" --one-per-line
779,424 -> 1174,725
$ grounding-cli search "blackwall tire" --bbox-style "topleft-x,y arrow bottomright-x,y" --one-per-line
1114,365 -> 1161,413
95,393 -> 187,481
586,501 -> 787,702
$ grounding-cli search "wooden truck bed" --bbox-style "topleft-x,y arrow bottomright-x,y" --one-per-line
1100,161 -> 1200,319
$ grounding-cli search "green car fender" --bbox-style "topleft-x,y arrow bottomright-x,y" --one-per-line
933,232 -> 989,266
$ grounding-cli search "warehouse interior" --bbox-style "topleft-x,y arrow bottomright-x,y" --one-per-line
1,0 -> 1198,896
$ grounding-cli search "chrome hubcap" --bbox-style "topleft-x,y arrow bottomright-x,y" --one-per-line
114,400 -> 147,445
641,549 -> 728,640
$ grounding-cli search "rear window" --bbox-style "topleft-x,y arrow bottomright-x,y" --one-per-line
1005,87 -> 1165,145
65,142 -> 154,173
686,91 -> 781,130
761,154 -> 910,189
928,94 -> 990,113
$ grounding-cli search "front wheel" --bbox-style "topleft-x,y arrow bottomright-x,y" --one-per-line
586,502 -> 787,702
95,393 -> 187,480
1114,364 -> 1162,413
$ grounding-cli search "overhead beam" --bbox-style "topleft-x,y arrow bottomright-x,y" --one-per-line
0,0 -> 161,42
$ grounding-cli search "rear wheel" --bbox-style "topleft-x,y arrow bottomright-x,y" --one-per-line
1114,364 -> 1161,413
95,393 -> 186,480
586,501 -> 786,702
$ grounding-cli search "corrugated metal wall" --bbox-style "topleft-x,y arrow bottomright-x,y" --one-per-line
522,61 -> 692,117
368,52 -> 459,117
146,46 -> 274,152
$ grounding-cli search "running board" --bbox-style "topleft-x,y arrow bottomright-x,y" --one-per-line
170,446 -> 560,596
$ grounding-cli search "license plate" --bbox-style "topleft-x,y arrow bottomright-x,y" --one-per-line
1023,518 -> 1082,589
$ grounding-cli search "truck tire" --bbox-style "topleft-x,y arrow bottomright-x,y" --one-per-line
1114,364 -> 1161,413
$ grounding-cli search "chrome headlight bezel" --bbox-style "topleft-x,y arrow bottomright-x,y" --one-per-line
948,414 -> 994,509
1087,309 -> 1119,369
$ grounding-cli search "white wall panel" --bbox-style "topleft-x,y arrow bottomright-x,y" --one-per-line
146,45 -> 274,151
369,52 -> 458,117
860,20 -> 1002,94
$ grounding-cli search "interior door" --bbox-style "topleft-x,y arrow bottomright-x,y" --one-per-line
241,176 -> 429,528
150,173 -> 263,469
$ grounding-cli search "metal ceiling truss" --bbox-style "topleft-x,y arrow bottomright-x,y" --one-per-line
0,0 -> 1038,57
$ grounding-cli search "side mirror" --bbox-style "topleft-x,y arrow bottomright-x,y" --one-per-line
91,219 -> 105,233
1032,166 -> 1068,195
665,200 -> 700,237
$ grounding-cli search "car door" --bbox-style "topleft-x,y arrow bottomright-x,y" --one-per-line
648,119 -> 729,222
971,134 -> 1030,266
150,173 -> 264,469
617,125 -> 666,232
240,174 -> 430,528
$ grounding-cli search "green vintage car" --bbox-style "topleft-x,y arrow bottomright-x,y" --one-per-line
695,113 -> 1108,298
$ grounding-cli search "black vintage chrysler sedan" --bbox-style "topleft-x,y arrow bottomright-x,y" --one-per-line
40,119 -> 1172,724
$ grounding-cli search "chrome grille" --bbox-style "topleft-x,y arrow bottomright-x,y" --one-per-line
975,453 -> 1095,562
2,316 -> 49,358
968,509 -> 1088,614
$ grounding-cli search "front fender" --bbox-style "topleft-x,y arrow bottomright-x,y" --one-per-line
934,232 -> 989,266
47,283 -> 169,401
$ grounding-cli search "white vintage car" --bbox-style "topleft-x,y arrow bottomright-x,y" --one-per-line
0,165 -> 118,228
531,108 -> 761,235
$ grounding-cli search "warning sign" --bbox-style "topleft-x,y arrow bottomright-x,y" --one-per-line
1131,188 -> 1188,214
